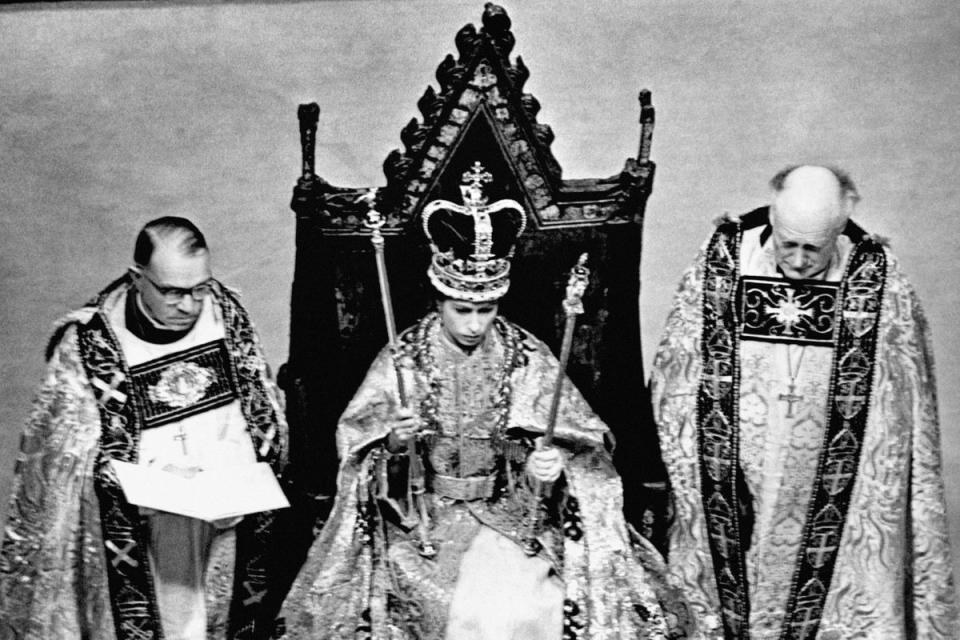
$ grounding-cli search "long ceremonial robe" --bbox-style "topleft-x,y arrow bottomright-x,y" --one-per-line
0,276 -> 289,640
280,312 -> 697,639
651,209 -> 958,639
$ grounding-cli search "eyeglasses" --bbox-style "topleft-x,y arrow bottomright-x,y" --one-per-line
136,270 -> 213,303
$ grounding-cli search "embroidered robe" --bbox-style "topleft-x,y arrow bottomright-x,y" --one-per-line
651,208 -> 958,639
280,313 -> 697,639
0,276 -> 288,640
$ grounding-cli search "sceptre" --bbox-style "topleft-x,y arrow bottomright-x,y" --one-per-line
522,253 -> 590,555
544,253 -> 590,447
360,190 -> 437,558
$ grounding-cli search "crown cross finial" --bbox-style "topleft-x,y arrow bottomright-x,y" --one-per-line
464,161 -> 493,187
461,161 -> 494,207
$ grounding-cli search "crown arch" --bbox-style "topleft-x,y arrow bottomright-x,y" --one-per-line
279,4 -> 665,573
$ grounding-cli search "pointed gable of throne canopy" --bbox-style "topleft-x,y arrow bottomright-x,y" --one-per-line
281,4 -> 665,561
291,4 -> 655,234
379,3 -> 564,225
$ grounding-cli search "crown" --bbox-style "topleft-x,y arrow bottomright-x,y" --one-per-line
421,162 -> 527,301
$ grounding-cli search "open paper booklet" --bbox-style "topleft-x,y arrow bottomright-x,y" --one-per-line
110,460 -> 289,522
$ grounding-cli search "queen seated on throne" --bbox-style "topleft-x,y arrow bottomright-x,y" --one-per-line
277,166 -> 699,640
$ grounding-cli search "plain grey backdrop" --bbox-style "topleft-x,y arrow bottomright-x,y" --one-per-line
1,0 -> 958,583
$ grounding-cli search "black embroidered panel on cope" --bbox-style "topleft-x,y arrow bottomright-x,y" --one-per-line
128,339 -> 238,429
697,222 -> 750,639
739,276 -> 839,346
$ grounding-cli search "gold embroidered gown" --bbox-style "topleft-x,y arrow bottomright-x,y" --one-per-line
280,313 -> 697,639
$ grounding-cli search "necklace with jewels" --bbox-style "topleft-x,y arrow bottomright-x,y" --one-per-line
401,312 -> 525,446
778,345 -> 806,419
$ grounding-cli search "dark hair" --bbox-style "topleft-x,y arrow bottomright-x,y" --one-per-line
433,294 -> 503,317
133,216 -> 208,266
434,293 -> 502,304
769,165 -> 860,203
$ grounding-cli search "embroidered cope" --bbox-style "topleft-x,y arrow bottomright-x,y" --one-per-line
0,276 -> 288,640
651,209 -> 958,639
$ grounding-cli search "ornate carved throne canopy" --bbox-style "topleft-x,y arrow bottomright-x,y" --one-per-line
294,3 -> 655,232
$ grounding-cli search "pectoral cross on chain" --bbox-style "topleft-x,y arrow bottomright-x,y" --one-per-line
779,382 -> 804,419
173,426 -> 188,455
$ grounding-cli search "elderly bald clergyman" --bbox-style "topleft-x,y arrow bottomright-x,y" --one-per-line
651,165 -> 958,639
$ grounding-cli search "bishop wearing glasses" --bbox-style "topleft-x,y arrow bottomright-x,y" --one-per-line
0,217 -> 288,640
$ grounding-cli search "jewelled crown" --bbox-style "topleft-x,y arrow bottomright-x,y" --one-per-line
421,162 -> 527,302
